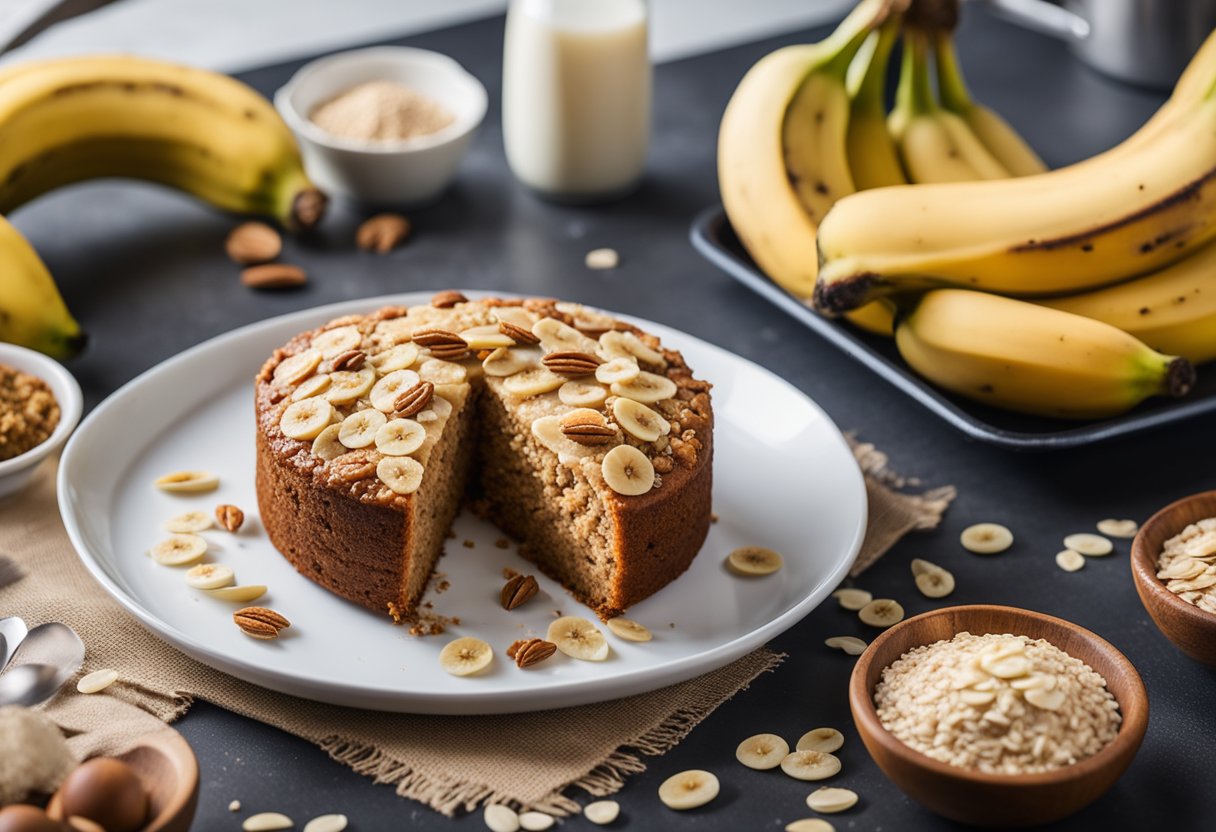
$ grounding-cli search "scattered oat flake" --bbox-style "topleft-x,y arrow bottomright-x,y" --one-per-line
229,800 -> 241,812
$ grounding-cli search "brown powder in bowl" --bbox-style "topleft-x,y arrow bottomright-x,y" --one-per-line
0,363 -> 60,461
309,80 -> 455,143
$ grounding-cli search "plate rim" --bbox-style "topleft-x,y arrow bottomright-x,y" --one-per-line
691,205 -> 1216,452
58,290 -> 867,713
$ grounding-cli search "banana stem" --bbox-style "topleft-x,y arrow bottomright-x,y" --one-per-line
895,29 -> 936,116
851,18 -> 902,105
933,31 -> 972,113
822,0 -> 902,76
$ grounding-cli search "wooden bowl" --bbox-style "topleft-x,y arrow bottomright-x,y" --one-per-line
849,605 -> 1148,828
1130,490 -> 1216,666
48,728 -> 198,832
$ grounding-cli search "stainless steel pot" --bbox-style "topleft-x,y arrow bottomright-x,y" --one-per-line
979,0 -> 1216,89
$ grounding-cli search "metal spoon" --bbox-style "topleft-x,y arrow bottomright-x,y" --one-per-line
0,622 -> 84,708
0,615 -> 28,672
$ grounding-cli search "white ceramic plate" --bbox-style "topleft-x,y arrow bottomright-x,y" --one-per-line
58,292 -> 866,714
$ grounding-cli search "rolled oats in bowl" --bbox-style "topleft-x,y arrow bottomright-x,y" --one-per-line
0,362 -> 60,461
874,632 -> 1121,775
1157,517 -> 1216,615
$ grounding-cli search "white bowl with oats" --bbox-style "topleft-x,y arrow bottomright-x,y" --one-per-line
275,47 -> 487,206
0,343 -> 82,499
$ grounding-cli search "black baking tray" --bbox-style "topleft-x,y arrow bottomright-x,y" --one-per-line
691,206 -> 1216,451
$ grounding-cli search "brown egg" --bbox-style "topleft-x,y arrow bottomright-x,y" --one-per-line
57,758 -> 147,832
0,805 -> 69,832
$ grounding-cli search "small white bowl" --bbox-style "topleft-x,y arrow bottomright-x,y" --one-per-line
275,46 -> 487,206
0,343 -> 83,499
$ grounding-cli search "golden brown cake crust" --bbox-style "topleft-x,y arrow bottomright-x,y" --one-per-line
254,294 -> 713,621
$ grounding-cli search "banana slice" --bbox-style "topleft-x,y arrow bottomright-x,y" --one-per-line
658,770 -> 719,810
1010,672 -> 1057,692
150,534 -> 207,566
338,409 -> 387,449
273,348 -> 323,385
806,787 -> 858,814
324,368 -> 376,405
612,398 -> 670,442
311,424 -> 346,461
312,325 -> 361,358
376,418 -> 426,456
377,456 -> 424,494
796,728 -> 843,754
1097,518 -> 1139,539
165,511 -> 212,533
484,346 -> 541,377
610,371 -> 677,404
980,654 -> 1031,679
459,325 -> 515,350
727,546 -> 783,576
547,616 -> 609,661
601,445 -> 654,496
280,398 -> 334,440
418,358 -> 467,385
583,801 -> 620,826
204,585 -> 268,602
959,689 -> 996,706
961,523 -> 1014,554
370,342 -> 420,374
858,599 -> 904,628
824,636 -> 867,655
779,750 -> 841,781
1024,687 -> 1066,711
439,636 -> 493,676
485,806 -> 521,832
596,357 -> 640,385
1063,533 -> 1113,557
531,415 -> 600,461
1056,549 -> 1085,572
503,367 -> 565,397
154,471 -> 220,493
370,369 -> 421,412
186,563 -> 235,589
735,733 -> 790,770
909,558 -> 939,577
517,811 -> 553,831
599,330 -> 664,366
533,317 -> 598,354
558,380 -> 608,408
915,567 -> 955,599
291,373 -> 331,402
785,820 -> 835,832
831,588 -> 871,611
605,617 -> 653,642
493,306 -> 538,329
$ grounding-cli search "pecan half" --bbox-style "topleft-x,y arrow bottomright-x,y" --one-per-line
542,350 -> 602,376
501,573 -> 539,610
508,637 -> 558,669
393,380 -> 435,417
240,263 -> 307,290
331,349 -> 366,372
431,290 -> 468,308
560,410 -> 616,445
412,328 -> 469,360
499,320 -> 540,345
356,213 -> 411,254
215,504 -> 245,532
234,606 -> 291,640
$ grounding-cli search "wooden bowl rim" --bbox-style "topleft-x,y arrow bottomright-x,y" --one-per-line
118,728 -> 199,832
1129,490 -> 1216,634
849,604 -> 1148,788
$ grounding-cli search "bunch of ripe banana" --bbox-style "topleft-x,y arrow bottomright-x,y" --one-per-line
0,55 -> 327,359
719,0 -> 1216,419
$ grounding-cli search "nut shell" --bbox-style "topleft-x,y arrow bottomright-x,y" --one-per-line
57,758 -> 148,832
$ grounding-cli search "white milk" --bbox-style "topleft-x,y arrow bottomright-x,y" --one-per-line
502,0 -> 651,200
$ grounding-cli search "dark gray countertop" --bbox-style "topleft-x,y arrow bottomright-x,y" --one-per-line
10,6 -> 1214,830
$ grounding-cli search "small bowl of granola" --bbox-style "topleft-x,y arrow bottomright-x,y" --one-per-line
1131,491 -> 1216,666
0,343 -> 82,498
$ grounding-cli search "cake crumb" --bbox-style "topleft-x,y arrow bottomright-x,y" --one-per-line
228,800 -> 241,812
503,567 -> 520,579
711,512 -> 720,524
447,530 -> 457,540
495,538 -> 511,550
463,539 -> 475,549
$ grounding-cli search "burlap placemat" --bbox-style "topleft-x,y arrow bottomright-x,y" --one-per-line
0,442 -> 950,816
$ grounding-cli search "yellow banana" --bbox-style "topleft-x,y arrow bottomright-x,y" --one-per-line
0,55 -> 325,229
845,21 -> 907,190
814,41 -> 1216,315
0,216 -> 84,359
894,289 -> 1195,419
888,29 -> 1009,184
1039,240 -> 1216,364
933,31 -> 1046,176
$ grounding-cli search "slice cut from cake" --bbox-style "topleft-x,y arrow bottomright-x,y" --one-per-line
254,293 -> 712,621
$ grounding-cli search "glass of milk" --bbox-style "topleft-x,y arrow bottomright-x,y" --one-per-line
502,0 -> 651,202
